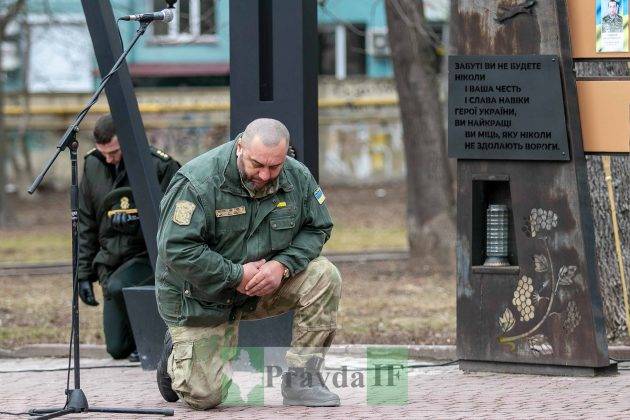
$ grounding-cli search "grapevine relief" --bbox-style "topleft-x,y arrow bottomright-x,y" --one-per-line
497,209 -> 582,356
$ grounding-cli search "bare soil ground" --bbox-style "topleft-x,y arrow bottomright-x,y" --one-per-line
2,185 -> 627,348
0,261 -> 455,349
0,183 -> 457,349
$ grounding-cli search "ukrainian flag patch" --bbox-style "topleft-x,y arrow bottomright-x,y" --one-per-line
314,187 -> 326,204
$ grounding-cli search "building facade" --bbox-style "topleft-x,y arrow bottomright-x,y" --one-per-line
3,0 -> 448,186
5,0 -> 448,91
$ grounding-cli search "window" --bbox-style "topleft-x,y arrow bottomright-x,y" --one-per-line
345,23 -> 367,76
318,24 -> 366,79
318,27 -> 336,76
152,0 -> 217,42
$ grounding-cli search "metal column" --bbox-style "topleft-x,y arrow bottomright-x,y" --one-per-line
230,0 -> 319,352
230,0 -> 319,180
81,0 -> 161,268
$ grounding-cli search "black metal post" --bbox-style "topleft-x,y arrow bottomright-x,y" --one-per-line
81,0 -> 162,268
230,0 -> 319,180
230,0 -> 319,354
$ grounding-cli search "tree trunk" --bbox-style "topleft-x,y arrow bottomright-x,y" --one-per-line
385,0 -> 455,266
17,19 -> 32,180
0,30 -> 8,227
0,0 -> 26,227
578,61 -> 630,340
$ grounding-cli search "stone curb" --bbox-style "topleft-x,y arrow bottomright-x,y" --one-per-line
328,344 -> 457,361
0,343 -> 456,360
2,343 -> 629,362
1,344 -> 110,359
610,346 -> 630,361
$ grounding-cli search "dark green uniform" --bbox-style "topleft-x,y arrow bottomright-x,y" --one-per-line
78,146 -> 180,359
155,138 -> 343,409
155,139 -> 333,327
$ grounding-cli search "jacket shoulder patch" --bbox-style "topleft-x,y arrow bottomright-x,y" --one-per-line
173,200 -> 196,226
314,187 -> 326,205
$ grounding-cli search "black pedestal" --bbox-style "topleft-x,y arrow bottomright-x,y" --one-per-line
123,286 -> 167,370
459,360 -> 618,377
124,286 -> 293,371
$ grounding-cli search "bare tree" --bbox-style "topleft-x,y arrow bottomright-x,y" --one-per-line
0,0 -> 26,226
14,15 -> 32,181
385,0 -> 455,266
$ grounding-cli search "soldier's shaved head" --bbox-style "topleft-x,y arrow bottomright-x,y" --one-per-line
241,118 -> 290,149
236,118 -> 290,194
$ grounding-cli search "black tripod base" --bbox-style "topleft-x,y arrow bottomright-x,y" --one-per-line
29,389 -> 174,418
67,388 -> 89,411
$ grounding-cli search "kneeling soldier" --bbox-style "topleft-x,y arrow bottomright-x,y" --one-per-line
78,114 -> 180,360
155,118 -> 342,408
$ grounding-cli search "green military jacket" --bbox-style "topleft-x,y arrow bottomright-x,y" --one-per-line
77,147 -> 180,284
155,139 -> 333,327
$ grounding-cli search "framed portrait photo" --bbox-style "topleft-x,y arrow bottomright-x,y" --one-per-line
597,0 -> 629,52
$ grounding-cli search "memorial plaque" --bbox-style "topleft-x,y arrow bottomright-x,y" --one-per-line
448,55 -> 570,161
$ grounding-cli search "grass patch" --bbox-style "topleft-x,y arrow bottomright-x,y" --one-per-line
323,226 -> 407,253
0,223 -> 406,265
0,185 -> 408,264
0,230 -> 71,264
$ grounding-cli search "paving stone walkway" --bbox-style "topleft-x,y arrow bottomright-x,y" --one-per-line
1,356 -> 630,419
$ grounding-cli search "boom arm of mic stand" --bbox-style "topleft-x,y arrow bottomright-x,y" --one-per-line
27,20 -> 152,195
28,128 -> 76,194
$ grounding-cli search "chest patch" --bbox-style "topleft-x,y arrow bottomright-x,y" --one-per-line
173,200 -> 196,226
216,206 -> 246,218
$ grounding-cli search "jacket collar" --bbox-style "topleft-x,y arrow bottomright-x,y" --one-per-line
91,148 -> 126,183
219,136 -> 294,196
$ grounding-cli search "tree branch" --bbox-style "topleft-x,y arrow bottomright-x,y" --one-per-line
0,0 -> 26,32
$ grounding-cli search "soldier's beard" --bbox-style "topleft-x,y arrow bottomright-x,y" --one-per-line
237,154 -> 268,193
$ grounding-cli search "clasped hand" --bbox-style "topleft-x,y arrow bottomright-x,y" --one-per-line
237,259 -> 284,296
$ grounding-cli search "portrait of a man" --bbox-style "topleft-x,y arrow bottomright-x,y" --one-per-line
602,0 -> 624,33
597,0 -> 628,52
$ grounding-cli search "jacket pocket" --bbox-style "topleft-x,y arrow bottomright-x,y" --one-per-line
156,272 -> 182,324
173,342 -> 193,361
171,342 -> 193,390
181,284 -> 231,327
270,217 -> 295,250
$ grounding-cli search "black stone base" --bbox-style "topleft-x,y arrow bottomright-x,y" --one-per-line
123,286 -> 167,370
124,286 -> 293,371
459,360 -> 618,377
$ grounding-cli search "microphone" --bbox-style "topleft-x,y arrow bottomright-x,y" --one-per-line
120,8 -> 174,22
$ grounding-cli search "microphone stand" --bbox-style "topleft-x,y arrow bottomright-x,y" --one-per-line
27,20 -> 173,419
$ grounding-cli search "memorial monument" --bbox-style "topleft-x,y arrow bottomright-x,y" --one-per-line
450,0 -> 619,376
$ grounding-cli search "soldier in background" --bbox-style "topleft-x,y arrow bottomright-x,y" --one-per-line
602,0 -> 624,33
77,114 -> 180,361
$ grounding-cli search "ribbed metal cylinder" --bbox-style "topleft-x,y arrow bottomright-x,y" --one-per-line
484,204 -> 509,266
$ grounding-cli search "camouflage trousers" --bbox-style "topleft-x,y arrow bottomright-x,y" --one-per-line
167,257 -> 342,410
